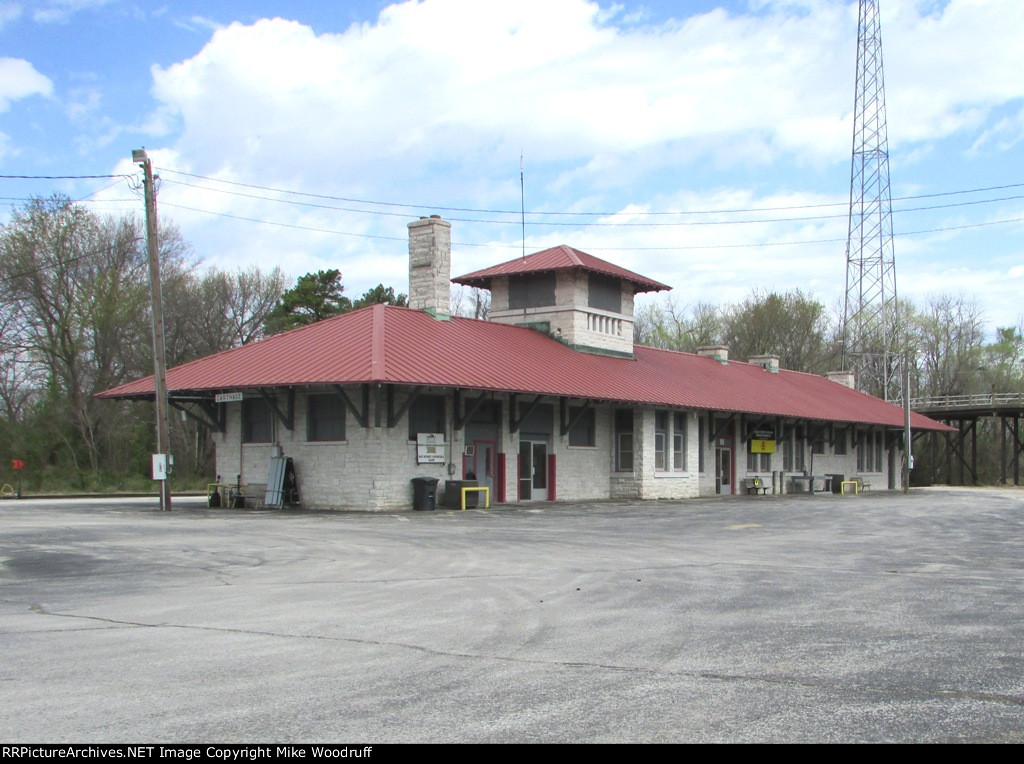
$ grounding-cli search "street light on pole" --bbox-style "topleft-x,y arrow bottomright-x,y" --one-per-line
134,148 -> 172,512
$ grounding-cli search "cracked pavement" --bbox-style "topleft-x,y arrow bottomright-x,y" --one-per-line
1,488 -> 1023,742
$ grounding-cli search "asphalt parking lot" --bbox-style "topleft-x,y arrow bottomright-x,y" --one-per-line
1,487 -> 1023,743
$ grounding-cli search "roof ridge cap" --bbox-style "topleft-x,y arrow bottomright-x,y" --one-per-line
560,244 -> 584,266
370,303 -> 386,380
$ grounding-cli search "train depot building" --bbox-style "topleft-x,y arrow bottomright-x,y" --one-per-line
100,216 -> 948,510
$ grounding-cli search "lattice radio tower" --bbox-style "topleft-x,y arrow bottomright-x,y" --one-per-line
841,0 -> 901,403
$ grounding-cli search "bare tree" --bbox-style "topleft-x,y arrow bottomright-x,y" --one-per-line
915,294 -> 987,396
0,196 -> 185,473
450,285 -> 490,320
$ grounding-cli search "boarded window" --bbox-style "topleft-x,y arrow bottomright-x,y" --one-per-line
588,273 -> 622,313
508,272 -> 556,309
811,429 -> 826,454
519,402 -> 553,436
307,394 -> 345,442
242,398 -> 273,443
468,399 -> 501,425
408,394 -> 445,440
567,406 -> 595,447
834,428 -> 848,455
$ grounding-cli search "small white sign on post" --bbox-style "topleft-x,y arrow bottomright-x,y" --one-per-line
416,433 -> 446,464
152,453 -> 168,481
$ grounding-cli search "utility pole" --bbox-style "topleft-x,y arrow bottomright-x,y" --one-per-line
134,148 -> 172,512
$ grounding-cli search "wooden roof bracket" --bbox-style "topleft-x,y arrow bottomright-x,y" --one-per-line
742,415 -> 773,441
260,387 -> 294,431
333,384 -> 370,429
834,423 -> 854,448
387,384 -> 424,429
454,389 -> 491,431
710,414 -> 735,443
559,398 -> 594,437
510,394 -> 545,434
806,421 -> 829,444
168,398 -> 224,433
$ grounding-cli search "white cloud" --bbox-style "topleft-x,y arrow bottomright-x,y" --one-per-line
147,1 -> 857,183
172,15 -> 224,34
969,103 -> 1024,154
884,0 -> 1024,144
125,0 -> 1024,318
0,2 -> 22,30
0,57 -> 53,111
30,0 -> 115,24
146,1 -> 1024,190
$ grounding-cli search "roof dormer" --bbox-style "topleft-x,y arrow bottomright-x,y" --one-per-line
453,245 -> 669,358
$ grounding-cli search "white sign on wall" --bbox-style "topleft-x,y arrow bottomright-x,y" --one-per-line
416,433 -> 446,464
215,392 -> 244,403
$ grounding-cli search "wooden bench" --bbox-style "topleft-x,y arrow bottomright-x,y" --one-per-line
208,482 -> 266,508
743,477 -> 769,495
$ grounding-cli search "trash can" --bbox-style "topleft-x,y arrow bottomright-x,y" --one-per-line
411,476 -> 439,511
829,474 -> 844,494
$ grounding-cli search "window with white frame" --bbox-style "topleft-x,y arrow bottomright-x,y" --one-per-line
747,447 -> 770,472
782,427 -> 806,472
655,412 -> 669,471
673,412 -> 687,471
698,415 -> 706,472
615,409 -> 633,471
857,430 -> 884,473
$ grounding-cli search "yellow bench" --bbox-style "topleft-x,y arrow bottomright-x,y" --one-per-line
460,485 -> 491,510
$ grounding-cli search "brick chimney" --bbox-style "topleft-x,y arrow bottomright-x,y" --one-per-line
697,345 -> 729,365
827,370 -> 856,389
749,354 -> 780,373
408,215 -> 451,320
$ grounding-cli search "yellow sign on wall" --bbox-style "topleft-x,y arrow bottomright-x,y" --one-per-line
750,439 -> 776,454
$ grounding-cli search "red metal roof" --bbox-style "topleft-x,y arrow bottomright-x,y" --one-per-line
99,304 -> 947,431
453,244 -> 671,294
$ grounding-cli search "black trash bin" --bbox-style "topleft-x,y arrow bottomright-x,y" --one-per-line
830,474 -> 844,494
411,476 -> 439,511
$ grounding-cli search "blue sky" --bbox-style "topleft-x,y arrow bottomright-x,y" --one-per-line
2,0 -> 1023,330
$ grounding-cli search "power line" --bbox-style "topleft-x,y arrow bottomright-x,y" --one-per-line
160,200 -> 1024,252
6,167 -> 1023,218
161,176 -> 1024,227
160,167 -> 1024,218
0,174 -> 131,180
